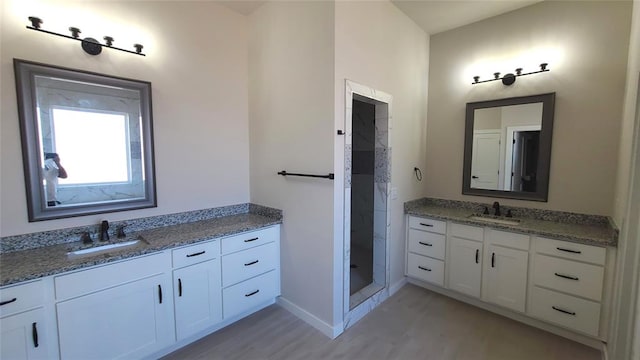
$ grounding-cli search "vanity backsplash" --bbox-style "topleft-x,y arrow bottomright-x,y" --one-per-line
0,203 -> 282,253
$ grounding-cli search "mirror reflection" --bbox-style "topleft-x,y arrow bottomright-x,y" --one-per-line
472,103 -> 542,191
14,59 -> 156,221
463,93 -> 555,202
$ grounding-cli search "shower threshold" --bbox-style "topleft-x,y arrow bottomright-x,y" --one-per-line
349,282 -> 384,310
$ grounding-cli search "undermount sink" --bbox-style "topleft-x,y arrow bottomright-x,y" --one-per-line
467,214 -> 521,226
67,240 -> 140,258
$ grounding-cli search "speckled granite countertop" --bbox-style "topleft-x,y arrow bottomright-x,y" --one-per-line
0,213 -> 281,287
405,198 -> 618,248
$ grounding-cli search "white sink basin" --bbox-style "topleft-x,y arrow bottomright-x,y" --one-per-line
467,215 -> 521,226
67,240 -> 140,258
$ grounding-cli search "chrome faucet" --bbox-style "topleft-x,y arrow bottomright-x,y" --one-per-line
492,201 -> 501,216
99,220 -> 110,241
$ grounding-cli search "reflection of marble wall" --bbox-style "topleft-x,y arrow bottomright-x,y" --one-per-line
36,80 -> 146,205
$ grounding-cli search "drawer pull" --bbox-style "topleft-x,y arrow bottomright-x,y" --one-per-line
552,306 -> 576,316
158,285 -> 163,304
418,266 -> 432,272
491,252 -> 495,268
475,249 -> 479,264
418,241 -> 433,247
244,237 -> 259,243
32,322 -> 39,348
244,260 -> 259,266
554,273 -> 579,281
245,289 -> 260,297
556,247 -> 582,254
419,223 -> 434,227
0,297 -> 17,306
178,278 -> 183,297
186,250 -> 206,258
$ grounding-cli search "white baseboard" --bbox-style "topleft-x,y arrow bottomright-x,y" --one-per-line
277,296 -> 343,339
389,277 -> 408,296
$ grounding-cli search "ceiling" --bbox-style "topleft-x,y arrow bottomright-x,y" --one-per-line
217,0 -> 542,35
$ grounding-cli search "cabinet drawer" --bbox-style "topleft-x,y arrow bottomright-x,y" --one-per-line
222,242 -> 278,287
223,270 -> 278,319
55,252 -> 170,300
407,253 -> 444,286
450,223 -> 483,242
221,226 -> 279,255
529,286 -> 601,336
172,240 -> 219,268
486,229 -> 529,250
532,254 -> 604,301
408,216 -> 446,234
408,229 -> 445,260
535,237 -> 606,265
0,280 -> 44,317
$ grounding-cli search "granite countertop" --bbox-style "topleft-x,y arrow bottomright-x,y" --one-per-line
405,198 -> 618,248
0,213 -> 281,287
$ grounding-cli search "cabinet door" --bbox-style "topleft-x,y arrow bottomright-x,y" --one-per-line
448,237 -> 482,298
174,259 -> 222,340
56,274 -> 174,360
0,308 -> 48,360
483,245 -> 528,312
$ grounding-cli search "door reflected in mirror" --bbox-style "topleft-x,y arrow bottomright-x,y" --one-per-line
463,93 -> 555,202
14,59 -> 156,221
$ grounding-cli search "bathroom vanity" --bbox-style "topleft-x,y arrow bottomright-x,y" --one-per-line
0,209 -> 281,360
404,198 -> 617,347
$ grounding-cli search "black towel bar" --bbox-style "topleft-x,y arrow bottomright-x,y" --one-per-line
277,170 -> 334,180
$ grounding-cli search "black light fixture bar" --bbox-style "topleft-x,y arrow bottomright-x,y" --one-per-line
472,63 -> 549,85
26,17 -> 145,56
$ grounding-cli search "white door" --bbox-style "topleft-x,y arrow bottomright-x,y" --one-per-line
0,308 -> 48,360
174,259 -> 222,340
482,244 -> 528,312
56,274 -> 175,360
471,132 -> 501,190
448,237 -> 483,298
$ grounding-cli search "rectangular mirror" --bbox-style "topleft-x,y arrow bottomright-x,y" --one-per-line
462,93 -> 555,201
14,59 -> 156,221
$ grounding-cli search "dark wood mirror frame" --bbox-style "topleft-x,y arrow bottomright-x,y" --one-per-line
462,92 -> 555,202
14,59 -> 157,221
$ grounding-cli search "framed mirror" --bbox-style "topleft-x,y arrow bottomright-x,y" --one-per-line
14,59 -> 156,221
462,93 -> 555,201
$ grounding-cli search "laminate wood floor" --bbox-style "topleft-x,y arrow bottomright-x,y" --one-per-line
162,284 -> 601,360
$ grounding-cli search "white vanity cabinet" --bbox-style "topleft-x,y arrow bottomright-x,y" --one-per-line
406,216 -> 446,286
55,253 -> 175,360
447,223 -> 483,298
221,226 -> 281,319
528,237 -> 607,336
172,240 -> 222,341
481,229 -> 529,313
0,281 -> 51,360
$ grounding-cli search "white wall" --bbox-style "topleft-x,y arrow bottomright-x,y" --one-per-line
0,0 -> 250,236
426,1 -> 631,215
248,1 -> 336,329
335,0 -> 429,299
610,2 -> 640,358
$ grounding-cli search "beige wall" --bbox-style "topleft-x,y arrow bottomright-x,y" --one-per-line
0,0 -> 250,236
248,1 -> 336,328
335,0 -> 429,300
426,1 -> 631,215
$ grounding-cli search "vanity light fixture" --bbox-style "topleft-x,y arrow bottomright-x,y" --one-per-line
472,63 -> 549,86
25,16 -> 146,56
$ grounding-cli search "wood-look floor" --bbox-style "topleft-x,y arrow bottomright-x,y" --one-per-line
162,284 -> 601,360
